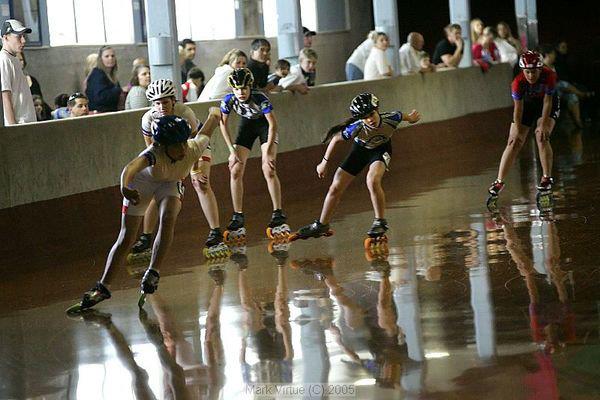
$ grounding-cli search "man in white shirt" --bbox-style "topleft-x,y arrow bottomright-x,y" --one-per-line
399,32 -> 429,75
0,19 -> 35,125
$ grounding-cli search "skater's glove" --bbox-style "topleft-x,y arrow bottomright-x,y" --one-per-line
122,187 -> 140,204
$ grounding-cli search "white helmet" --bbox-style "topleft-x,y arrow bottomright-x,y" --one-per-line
146,79 -> 176,101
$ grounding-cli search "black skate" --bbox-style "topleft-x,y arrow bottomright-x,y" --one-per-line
66,282 -> 112,314
364,218 -> 389,250
224,212 -> 246,244
289,220 -> 333,241
266,209 -> 291,240
138,269 -> 160,309
127,233 -> 153,264
203,228 -> 231,259
486,180 -> 505,212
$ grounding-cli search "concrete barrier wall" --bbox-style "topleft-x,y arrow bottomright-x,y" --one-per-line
0,64 -> 512,209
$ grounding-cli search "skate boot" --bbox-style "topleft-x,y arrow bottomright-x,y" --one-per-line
138,269 -> 160,309
536,176 -> 555,214
224,212 -> 246,244
289,220 -> 334,241
266,209 -> 291,240
268,240 -> 291,266
127,233 -> 153,264
66,282 -> 112,314
208,266 -> 226,286
365,218 -> 389,250
229,245 -> 248,270
486,179 -> 505,212
203,228 -> 231,259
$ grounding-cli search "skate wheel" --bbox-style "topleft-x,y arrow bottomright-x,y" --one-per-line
138,293 -> 147,309
223,231 -> 231,243
364,237 -> 373,249
486,195 -> 499,212
266,227 -> 274,239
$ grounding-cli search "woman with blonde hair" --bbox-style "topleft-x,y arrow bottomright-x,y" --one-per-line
470,18 -> 484,44
198,49 -> 248,101
85,45 -> 122,112
345,30 -> 378,81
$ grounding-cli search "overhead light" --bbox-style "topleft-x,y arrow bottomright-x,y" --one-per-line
425,351 -> 450,359
354,378 -> 376,386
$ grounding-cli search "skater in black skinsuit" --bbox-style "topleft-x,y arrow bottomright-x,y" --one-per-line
293,93 -> 420,241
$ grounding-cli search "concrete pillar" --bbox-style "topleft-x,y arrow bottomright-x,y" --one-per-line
276,0 -> 303,61
515,0 -> 538,50
372,0 -> 400,75
144,0 -> 182,99
235,0 -> 265,37
449,0 -> 472,68
315,0 -> 347,32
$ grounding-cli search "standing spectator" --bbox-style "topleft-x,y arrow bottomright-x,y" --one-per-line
199,49 -> 248,101
0,19 -> 36,125
52,93 -> 70,119
364,32 -> 393,80
16,51 -> 42,96
125,64 -> 151,110
32,94 -> 52,121
495,22 -> 520,66
67,92 -> 90,117
85,45 -> 122,112
279,48 -> 318,94
303,27 -> 316,48
554,40 -> 573,83
472,27 -> 500,68
345,31 -> 377,81
181,67 -> 205,102
180,38 -> 200,83
267,59 -> 291,91
432,24 -> 464,68
247,38 -> 273,91
81,53 -> 98,93
470,18 -> 484,44
399,32 -> 434,75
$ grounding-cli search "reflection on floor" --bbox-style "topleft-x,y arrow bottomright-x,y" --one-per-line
1,111 -> 600,399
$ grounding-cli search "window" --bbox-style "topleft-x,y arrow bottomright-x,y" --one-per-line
262,0 -> 317,38
15,0 -> 42,45
299,0 -> 316,32
47,0 -> 134,46
175,0 -> 235,41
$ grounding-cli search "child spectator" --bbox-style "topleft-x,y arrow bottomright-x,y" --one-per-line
81,53 -> 98,93
419,52 -> 435,72
125,64 -> 151,110
52,93 -> 70,119
16,51 -> 42,97
199,49 -> 248,101
181,67 -> 205,102
247,38 -> 273,91
32,94 -> 52,121
472,27 -> 500,69
67,92 -> 90,117
267,59 -> 291,91
85,45 -> 122,112
364,32 -> 393,80
279,48 -> 318,94
399,32 -> 433,75
345,30 -> 378,81
432,24 -> 464,68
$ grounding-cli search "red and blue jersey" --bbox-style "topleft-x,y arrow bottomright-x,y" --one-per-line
511,66 -> 557,101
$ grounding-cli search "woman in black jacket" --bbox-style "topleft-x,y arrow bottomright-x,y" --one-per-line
85,45 -> 122,112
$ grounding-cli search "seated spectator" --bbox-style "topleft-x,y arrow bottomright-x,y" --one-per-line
247,38 -> 273,91
125,64 -> 151,110
85,45 -> 122,112
432,24 -> 464,68
132,57 -> 148,68
279,48 -> 318,94
364,32 -> 393,80
303,26 -> 316,48
67,92 -> 90,117
345,30 -> 377,81
199,49 -> 247,101
181,67 -> 205,102
267,59 -> 291,91
470,18 -> 484,44
495,21 -> 521,66
399,32 -> 435,75
32,94 -> 52,121
472,27 -> 500,69
180,38 -> 199,84
52,93 -> 70,119
16,51 -> 42,96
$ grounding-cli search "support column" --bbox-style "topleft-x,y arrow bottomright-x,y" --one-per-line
372,0 -> 400,75
515,0 -> 538,50
235,0 -> 264,37
449,0 -> 472,68
276,0 -> 302,61
144,0 -> 182,98
315,0 -> 347,32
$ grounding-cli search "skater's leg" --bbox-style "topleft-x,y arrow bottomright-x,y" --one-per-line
261,142 -> 282,210
366,161 -> 386,219
142,198 -> 158,235
147,196 -> 182,273
100,214 -> 144,286
319,168 -> 355,224
535,117 -> 556,178
230,146 -> 251,213
191,159 -> 220,229
497,123 -> 530,181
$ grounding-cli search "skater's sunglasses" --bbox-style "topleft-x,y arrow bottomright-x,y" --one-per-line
68,92 -> 87,102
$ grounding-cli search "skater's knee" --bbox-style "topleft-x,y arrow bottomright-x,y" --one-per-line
507,135 -> 525,149
366,175 -> 382,192
261,162 -> 276,178
192,178 -> 210,193
329,182 -> 345,197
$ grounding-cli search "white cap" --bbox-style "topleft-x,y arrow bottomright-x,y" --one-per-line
1,19 -> 32,36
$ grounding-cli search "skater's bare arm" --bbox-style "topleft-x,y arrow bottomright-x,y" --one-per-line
536,95 -> 553,138
264,112 -> 278,147
1,92 -> 17,125
120,156 -> 150,204
197,107 -> 221,138
219,113 -> 235,153
512,99 -> 524,127
317,133 -> 343,178
401,109 -> 421,124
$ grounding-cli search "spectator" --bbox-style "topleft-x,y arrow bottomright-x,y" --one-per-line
364,32 -> 393,80
432,24 -> 464,68
180,38 -> 199,83
267,59 -> 291,91
472,27 -> 500,68
67,92 -> 90,117
303,26 -> 316,48
554,40 -> 573,83
181,67 -> 205,102
85,45 -> 122,112
495,22 -> 520,66
247,38 -> 273,91
32,94 -> 52,121
199,49 -> 248,101
345,30 -> 378,81
132,57 -> 148,68
0,19 -> 36,125
125,64 -> 151,110
420,52 -> 435,72
52,93 -> 70,119
16,51 -> 42,96
470,18 -> 484,44
81,53 -> 98,93
399,32 -> 434,75
279,48 -> 318,94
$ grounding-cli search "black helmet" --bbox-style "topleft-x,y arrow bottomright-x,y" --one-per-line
151,115 -> 191,146
349,93 -> 379,118
227,68 -> 254,89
